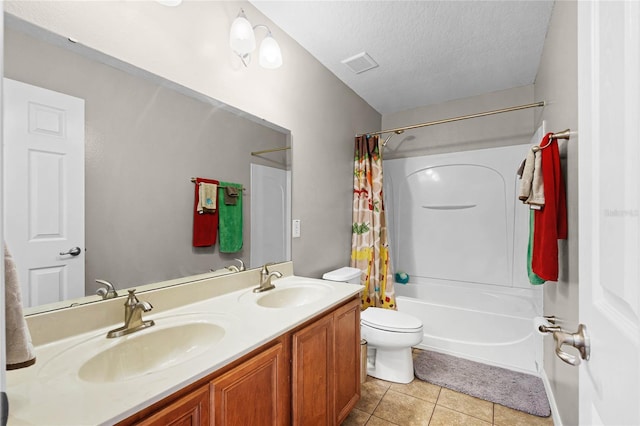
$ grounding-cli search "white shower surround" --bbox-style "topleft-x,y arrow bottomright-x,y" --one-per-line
384,145 -> 544,374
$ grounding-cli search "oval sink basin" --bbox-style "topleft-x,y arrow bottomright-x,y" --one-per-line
79,321 -> 225,383
255,284 -> 331,308
38,313 -> 229,383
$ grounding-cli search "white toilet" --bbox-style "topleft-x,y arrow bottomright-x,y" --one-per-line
322,267 -> 424,384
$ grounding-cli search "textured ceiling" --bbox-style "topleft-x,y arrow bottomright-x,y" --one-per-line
251,1 -> 555,114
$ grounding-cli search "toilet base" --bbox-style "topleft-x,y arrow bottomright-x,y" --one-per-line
366,346 -> 415,384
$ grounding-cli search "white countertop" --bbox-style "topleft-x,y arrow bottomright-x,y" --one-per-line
6,275 -> 362,425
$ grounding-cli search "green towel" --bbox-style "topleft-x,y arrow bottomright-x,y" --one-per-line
218,182 -> 243,253
527,209 -> 545,285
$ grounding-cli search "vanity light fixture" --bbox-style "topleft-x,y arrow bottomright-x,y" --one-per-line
230,9 -> 282,69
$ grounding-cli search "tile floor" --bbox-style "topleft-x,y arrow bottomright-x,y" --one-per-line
342,371 -> 554,426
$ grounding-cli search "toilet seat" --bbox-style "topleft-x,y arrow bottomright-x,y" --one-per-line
361,307 -> 423,333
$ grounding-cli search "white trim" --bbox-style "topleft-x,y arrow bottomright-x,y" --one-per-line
0,0 -> 7,397
540,367 -> 563,426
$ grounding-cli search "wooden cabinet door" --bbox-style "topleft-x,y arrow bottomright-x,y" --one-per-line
291,314 -> 334,426
210,341 -> 288,426
135,385 -> 209,426
333,298 -> 361,424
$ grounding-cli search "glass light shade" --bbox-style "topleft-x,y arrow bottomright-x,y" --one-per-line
229,14 -> 256,56
259,35 -> 283,69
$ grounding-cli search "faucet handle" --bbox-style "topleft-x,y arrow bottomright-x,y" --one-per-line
261,262 -> 275,274
125,289 -> 140,306
222,258 -> 246,273
234,258 -> 246,272
125,289 -> 153,310
95,279 -> 118,299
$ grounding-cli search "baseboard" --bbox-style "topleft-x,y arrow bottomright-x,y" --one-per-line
540,367 -> 563,426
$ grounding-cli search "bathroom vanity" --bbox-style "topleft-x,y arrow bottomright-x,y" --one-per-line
6,262 -> 362,425
122,298 -> 360,425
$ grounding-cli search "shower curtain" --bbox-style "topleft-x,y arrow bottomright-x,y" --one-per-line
351,135 -> 396,310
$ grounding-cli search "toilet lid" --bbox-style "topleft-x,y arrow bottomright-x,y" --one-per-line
361,307 -> 423,333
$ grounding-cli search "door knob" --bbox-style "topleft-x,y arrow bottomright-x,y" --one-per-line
59,246 -> 82,256
538,321 -> 591,366
553,324 -> 590,366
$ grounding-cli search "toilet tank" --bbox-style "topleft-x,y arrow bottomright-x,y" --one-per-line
322,267 -> 362,284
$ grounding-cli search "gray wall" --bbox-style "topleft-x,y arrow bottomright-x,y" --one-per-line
5,27 -> 288,293
534,1 -> 579,425
382,85 -> 535,156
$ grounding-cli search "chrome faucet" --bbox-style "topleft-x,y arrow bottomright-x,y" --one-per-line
225,258 -> 246,273
107,289 -> 155,338
95,279 -> 118,300
253,263 -> 283,293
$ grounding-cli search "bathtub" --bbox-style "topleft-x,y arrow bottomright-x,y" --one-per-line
384,145 -> 544,374
396,279 -> 543,374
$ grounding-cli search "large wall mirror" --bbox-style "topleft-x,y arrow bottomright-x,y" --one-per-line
3,14 -> 292,314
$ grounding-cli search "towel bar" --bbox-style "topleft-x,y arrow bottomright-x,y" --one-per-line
190,178 -> 245,191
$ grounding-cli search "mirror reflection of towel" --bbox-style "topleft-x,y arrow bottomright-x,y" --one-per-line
197,182 -> 218,213
224,186 -> 239,206
193,178 -> 219,247
218,182 -> 243,252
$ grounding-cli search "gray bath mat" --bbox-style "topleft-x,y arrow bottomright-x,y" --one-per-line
414,349 -> 551,417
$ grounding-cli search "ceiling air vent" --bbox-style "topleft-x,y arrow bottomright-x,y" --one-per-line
341,52 -> 379,74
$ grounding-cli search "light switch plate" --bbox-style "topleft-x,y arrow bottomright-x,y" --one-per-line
292,219 -> 301,238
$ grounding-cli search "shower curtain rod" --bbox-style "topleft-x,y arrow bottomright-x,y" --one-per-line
250,146 -> 291,156
358,101 -> 546,138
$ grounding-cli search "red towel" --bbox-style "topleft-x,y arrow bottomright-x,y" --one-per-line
532,134 -> 568,281
193,177 -> 219,247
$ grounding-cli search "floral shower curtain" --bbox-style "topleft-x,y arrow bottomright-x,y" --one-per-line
351,135 -> 396,310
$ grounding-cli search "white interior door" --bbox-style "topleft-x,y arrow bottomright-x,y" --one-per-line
578,2 -> 640,425
250,163 -> 289,269
3,78 -> 85,308
1,13 -> 6,412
